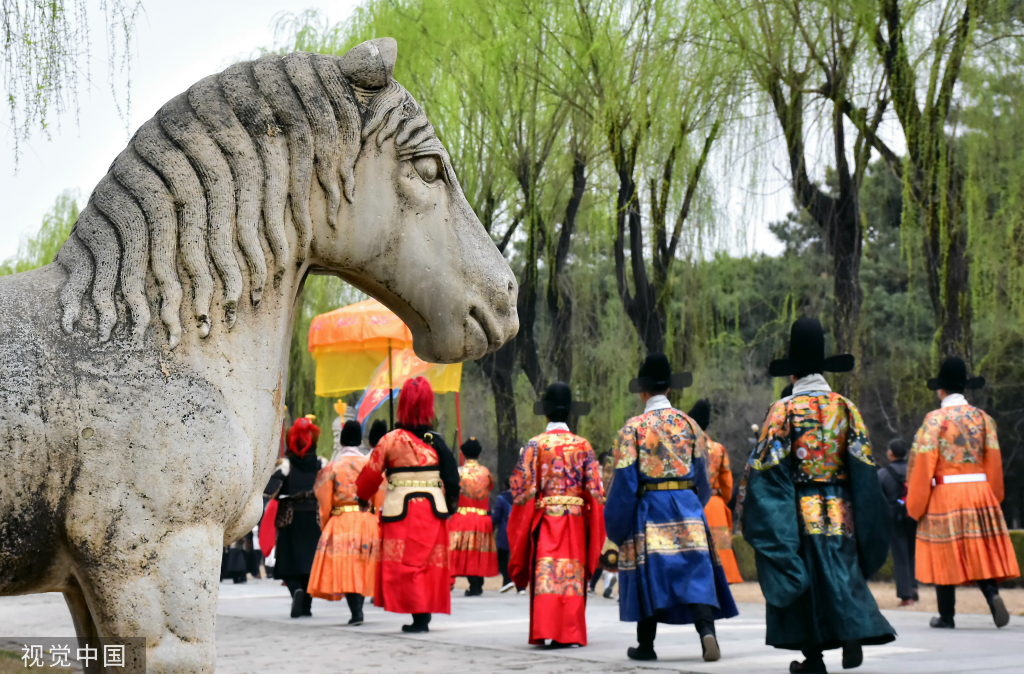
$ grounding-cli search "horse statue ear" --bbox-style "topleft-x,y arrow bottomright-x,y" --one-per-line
338,37 -> 397,89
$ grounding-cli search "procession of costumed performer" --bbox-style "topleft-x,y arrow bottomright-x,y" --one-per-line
264,416 -> 327,618
687,399 -> 743,584
449,437 -> 499,595
742,318 -> 895,673
356,377 -> 460,633
508,382 -> 606,647
308,420 -> 386,625
605,354 -> 737,664
907,357 -> 1019,630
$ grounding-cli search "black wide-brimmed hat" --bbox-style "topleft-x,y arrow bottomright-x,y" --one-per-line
687,399 -> 712,431
534,381 -> 592,416
769,317 -> 855,377
629,353 -> 693,394
927,356 -> 985,392
460,437 -> 483,459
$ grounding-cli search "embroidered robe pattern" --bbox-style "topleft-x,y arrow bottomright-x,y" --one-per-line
507,430 -> 605,646
907,405 -> 1019,585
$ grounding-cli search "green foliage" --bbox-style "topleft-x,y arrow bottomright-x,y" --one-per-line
1,1 -> 141,161
285,275 -> 367,457
0,190 -> 78,276
732,533 -> 758,582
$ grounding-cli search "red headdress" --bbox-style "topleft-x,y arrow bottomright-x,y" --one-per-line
397,376 -> 434,428
287,417 -> 321,458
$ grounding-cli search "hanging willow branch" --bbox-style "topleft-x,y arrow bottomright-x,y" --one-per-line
1,0 -> 141,162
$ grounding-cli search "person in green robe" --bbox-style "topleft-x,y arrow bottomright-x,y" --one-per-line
742,318 -> 895,673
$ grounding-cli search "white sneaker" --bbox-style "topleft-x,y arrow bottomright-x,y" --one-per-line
517,589 -> 526,595
500,582 -> 515,593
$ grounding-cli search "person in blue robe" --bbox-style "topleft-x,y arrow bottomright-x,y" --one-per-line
605,353 -> 738,663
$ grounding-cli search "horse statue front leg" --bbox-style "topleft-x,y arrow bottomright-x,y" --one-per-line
69,525 -> 223,673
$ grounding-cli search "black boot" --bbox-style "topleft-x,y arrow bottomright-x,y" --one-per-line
842,640 -> 862,669
929,616 -> 955,629
465,576 -> 484,597
346,594 -> 364,625
402,613 -> 431,633
979,579 -> 1010,628
290,589 -> 305,619
790,649 -> 827,673
301,589 -> 313,617
603,575 -> 617,599
627,617 -> 658,661
691,603 -> 719,662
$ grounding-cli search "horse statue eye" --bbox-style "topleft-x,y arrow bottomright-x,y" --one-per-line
413,156 -> 441,183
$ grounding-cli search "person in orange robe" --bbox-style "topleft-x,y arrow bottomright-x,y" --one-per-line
687,400 -> 743,584
356,377 -> 460,633
508,382 -> 605,647
449,438 -> 499,595
307,420 -> 385,624
907,357 -> 1020,629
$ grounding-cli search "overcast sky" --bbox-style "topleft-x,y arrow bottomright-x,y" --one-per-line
0,1 -> 359,261
0,0 -> 789,262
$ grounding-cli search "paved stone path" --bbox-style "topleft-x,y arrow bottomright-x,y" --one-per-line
0,581 -> 1019,673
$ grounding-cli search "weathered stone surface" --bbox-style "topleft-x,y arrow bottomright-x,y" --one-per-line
0,37 -> 518,673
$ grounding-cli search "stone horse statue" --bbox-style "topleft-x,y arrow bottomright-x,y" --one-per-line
0,38 -> 518,672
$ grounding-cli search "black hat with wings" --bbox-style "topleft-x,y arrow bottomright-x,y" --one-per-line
629,353 -> 693,394
769,317 -> 855,377
534,381 -> 591,417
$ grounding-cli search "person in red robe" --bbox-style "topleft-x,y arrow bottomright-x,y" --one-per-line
449,438 -> 499,595
356,377 -> 461,633
508,382 -> 605,647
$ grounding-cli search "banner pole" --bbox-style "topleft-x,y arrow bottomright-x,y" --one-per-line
388,340 -> 394,429
455,391 -> 463,450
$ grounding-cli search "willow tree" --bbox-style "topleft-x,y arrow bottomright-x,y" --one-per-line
0,191 -> 78,275
562,0 -> 732,358
712,0 -> 892,376
2,1 -> 141,160
865,0 -> 1023,363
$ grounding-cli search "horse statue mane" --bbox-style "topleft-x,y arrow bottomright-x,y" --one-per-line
56,38 -> 444,348
0,36 -> 518,672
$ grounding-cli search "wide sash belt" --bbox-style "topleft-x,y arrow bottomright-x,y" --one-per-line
638,479 -> 695,497
535,495 -> 584,509
933,473 -> 987,486
382,469 -> 447,519
331,504 -> 375,515
457,506 -> 489,516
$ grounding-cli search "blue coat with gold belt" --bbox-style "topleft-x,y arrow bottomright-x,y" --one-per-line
605,402 -> 738,624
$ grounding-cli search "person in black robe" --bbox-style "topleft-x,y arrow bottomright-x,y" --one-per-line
877,438 -> 918,606
264,416 -> 327,618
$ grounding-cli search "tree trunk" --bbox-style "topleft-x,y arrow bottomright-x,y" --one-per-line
478,341 -> 520,489
936,170 -> 972,361
547,150 -> 586,384
611,125 -> 666,355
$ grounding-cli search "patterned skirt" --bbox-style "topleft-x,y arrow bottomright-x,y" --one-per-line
705,495 -> 743,584
529,513 -> 588,645
307,510 -> 379,600
375,499 -> 452,615
617,488 -> 738,624
916,482 -> 1020,585
449,510 -> 499,577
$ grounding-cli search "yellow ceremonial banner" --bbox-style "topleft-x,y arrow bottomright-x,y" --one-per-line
314,348 -> 462,397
